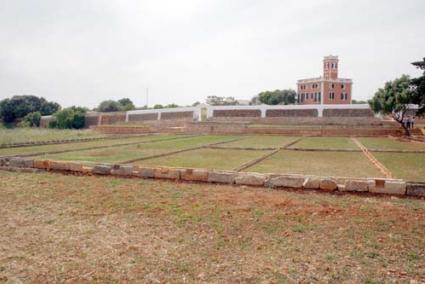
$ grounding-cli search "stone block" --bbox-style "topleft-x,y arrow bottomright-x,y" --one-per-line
235,173 -> 267,186
0,157 -> 8,167
180,168 -> 208,182
154,167 -> 180,180
111,165 -> 134,176
9,157 -> 34,168
81,166 -> 93,174
133,166 -> 155,178
343,180 -> 369,192
33,159 -> 49,169
49,161 -> 70,171
303,176 -> 320,189
406,183 -> 425,197
207,171 -> 236,184
68,162 -> 83,172
92,165 -> 112,175
368,179 -> 406,195
319,178 -> 338,191
267,175 -> 305,189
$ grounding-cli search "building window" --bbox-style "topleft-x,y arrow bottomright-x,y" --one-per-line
341,84 -> 345,89
331,63 -> 334,68
331,83 -> 335,89
318,92 -> 321,101
345,93 -> 348,100
329,92 -> 335,100
340,93 -> 344,100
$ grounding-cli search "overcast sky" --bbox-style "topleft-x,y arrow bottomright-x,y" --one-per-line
1,0 -> 424,108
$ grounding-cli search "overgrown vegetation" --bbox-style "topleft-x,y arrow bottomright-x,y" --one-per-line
97,98 -> 136,112
251,89 -> 296,105
49,106 -> 87,129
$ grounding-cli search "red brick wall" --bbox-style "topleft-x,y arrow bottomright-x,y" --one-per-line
323,108 -> 373,117
213,109 -> 261,118
266,109 -> 318,117
99,113 -> 126,125
297,81 -> 321,104
128,113 -> 158,122
161,111 -> 194,120
323,82 -> 351,104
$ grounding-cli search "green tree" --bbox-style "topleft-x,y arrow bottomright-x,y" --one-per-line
369,75 -> 416,135
253,89 -> 296,105
0,95 -> 60,123
98,100 -> 122,112
20,111 -> 41,127
153,104 -> 164,109
118,98 -> 135,111
51,106 -> 86,129
206,96 -> 238,106
411,58 -> 425,115
165,103 -> 178,108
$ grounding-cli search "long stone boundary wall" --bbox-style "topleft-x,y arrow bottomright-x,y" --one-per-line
1,157 -> 424,198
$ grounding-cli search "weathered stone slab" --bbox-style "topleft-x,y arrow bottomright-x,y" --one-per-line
154,167 -> 180,180
343,180 -> 369,192
368,179 -> 406,195
111,165 -> 134,176
68,162 -> 83,172
33,159 -> 49,169
92,165 -> 112,175
49,161 -> 70,171
82,166 -> 93,174
303,176 -> 320,189
0,157 -> 9,167
133,166 -> 155,178
319,178 -> 338,191
267,175 -> 305,189
235,173 -> 267,186
9,157 -> 33,168
180,168 -> 208,182
406,183 -> 425,197
207,171 -> 236,184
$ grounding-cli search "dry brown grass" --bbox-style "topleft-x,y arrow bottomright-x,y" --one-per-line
0,171 -> 424,283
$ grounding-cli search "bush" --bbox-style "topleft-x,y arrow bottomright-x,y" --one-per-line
0,95 -> 60,123
19,112 -> 41,127
50,107 -> 86,129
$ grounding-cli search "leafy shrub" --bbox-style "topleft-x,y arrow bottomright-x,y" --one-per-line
19,111 -> 41,127
50,107 -> 87,129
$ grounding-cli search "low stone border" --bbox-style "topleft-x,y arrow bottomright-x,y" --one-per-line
1,135 -> 200,159
1,157 -> 424,198
0,134 -> 158,149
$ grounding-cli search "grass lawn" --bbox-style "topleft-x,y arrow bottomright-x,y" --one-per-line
136,148 -> 272,170
0,171 -> 423,282
358,137 -> 425,150
373,152 -> 425,181
44,135 -> 236,164
0,128 -> 102,145
290,137 -> 359,150
220,135 -> 297,148
0,135 -> 180,157
248,150 -> 384,178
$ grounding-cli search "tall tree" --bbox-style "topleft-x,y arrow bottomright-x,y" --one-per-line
98,100 -> 122,112
117,98 -> 135,111
252,89 -> 296,105
411,58 -> 425,115
369,75 -> 417,135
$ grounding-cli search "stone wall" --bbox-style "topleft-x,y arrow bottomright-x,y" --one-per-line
213,109 -> 261,118
99,113 -> 126,125
161,111 -> 194,120
323,108 -> 374,117
266,109 -> 318,117
1,157 -> 423,197
128,113 -> 158,122
84,115 -> 100,128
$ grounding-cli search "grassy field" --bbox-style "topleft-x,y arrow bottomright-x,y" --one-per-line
0,135 -> 180,157
44,135 -> 235,164
248,150 -> 384,178
373,152 -> 425,181
358,137 -> 425,150
0,171 -> 423,283
220,135 -> 297,148
137,148 -> 272,170
0,128 -> 102,145
290,137 -> 359,150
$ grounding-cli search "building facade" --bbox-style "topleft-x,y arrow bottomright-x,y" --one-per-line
297,56 -> 352,105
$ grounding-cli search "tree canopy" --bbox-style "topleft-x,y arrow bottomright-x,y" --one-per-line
97,98 -> 136,112
50,106 -> 87,129
251,89 -> 296,105
0,95 -> 60,123
206,96 -> 238,106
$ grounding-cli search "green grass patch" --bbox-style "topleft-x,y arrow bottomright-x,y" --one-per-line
0,135 -> 176,156
0,128 -> 102,145
136,148 -> 271,170
44,135 -> 236,164
358,138 -> 425,150
248,150 -> 384,178
290,137 -> 359,150
373,152 -> 425,181
222,135 -> 298,148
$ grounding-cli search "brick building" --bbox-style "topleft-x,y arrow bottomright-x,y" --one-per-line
297,56 -> 352,105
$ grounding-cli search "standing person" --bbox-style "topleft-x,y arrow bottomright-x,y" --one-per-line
406,116 -> 411,129
411,116 -> 415,129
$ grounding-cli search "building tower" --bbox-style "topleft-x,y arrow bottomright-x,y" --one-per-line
323,55 -> 339,80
